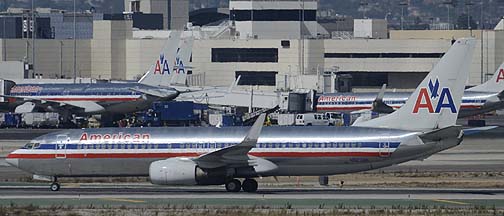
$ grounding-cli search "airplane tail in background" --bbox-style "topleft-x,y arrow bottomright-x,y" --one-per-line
138,31 -> 182,87
169,37 -> 194,86
466,62 -> 504,93
354,38 -> 476,131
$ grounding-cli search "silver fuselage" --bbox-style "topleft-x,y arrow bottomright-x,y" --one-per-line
317,90 -> 502,118
8,83 -> 179,114
6,126 -> 462,178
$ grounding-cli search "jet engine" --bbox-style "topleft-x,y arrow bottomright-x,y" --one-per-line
149,158 -> 227,185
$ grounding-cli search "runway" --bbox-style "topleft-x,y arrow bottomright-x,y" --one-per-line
0,185 -> 503,208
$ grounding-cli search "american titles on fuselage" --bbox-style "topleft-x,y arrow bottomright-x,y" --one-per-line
317,95 -> 357,102
79,132 -> 151,143
10,85 -> 43,94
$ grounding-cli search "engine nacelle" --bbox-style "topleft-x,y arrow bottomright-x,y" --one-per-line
149,158 -> 227,185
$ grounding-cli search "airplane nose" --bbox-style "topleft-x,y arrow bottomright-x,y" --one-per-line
5,156 -> 18,168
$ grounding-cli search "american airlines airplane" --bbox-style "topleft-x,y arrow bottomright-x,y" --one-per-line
0,32 -> 192,118
317,62 -> 504,118
6,38 -> 484,193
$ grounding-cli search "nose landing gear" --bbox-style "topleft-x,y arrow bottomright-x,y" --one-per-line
50,177 -> 60,191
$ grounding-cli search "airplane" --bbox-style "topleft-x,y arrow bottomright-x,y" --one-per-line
0,32 -> 191,121
6,38 -> 484,193
316,62 -> 504,118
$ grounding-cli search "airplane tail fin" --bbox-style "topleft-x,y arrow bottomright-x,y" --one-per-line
138,31 -> 182,87
466,62 -> 504,93
169,36 -> 194,86
354,38 -> 476,131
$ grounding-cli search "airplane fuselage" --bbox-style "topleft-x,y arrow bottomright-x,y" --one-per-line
317,90 -> 501,118
6,126 -> 462,178
8,83 -> 178,114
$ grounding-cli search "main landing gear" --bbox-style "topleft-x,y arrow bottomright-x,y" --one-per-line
225,178 -> 258,193
50,177 -> 60,191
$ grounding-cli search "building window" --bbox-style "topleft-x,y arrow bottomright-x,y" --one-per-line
230,10 -> 316,22
212,48 -> 278,62
235,71 -> 278,86
348,72 -> 388,87
324,52 -> 444,58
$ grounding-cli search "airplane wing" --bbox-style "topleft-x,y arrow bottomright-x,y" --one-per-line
0,94 -> 105,113
129,88 -> 179,100
193,114 -> 277,172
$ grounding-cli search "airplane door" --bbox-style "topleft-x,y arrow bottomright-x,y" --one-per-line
378,142 -> 390,157
55,135 -> 69,159
378,131 -> 391,158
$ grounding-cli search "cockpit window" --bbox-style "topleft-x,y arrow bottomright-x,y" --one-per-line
23,142 -> 40,149
23,143 -> 34,149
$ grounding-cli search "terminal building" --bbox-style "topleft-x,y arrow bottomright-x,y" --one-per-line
0,0 -> 503,93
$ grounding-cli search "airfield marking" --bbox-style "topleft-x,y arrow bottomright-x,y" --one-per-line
100,198 -> 146,203
431,199 -> 470,205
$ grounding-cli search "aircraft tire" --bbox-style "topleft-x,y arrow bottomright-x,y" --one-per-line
50,182 -> 60,191
242,179 -> 258,193
225,179 -> 241,192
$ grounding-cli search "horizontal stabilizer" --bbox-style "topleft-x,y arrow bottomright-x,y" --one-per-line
462,126 -> 498,136
419,126 -> 462,142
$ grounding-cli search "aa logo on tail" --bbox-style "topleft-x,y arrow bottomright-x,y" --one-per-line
174,56 -> 185,74
496,69 -> 504,83
413,79 -> 457,114
154,54 -> 170,75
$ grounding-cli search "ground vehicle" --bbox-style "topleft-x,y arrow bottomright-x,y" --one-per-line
324,112 -> 343,126
295,113 -> 330,126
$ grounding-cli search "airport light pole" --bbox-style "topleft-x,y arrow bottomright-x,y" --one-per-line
31,0 -> 35,78
60,41 -> 63,78
443,0 -> 453,30
465,1 -> 474,36
359,1 -> 368,19
73,0 -> 76,84
399,1 -> 408,30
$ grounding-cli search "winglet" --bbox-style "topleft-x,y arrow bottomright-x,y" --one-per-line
228,75 -> 241,93
376,84 -> 387,101
372,84 -> 394,114
240,113 -> 266,147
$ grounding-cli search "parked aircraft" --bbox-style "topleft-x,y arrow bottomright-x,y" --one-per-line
7,39 -> 485,193
0,32 -> 191,119
317,62 -> 504,118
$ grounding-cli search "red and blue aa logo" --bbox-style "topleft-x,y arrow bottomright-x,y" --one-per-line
174,56 -> 185,74
154,54 -> 170,75
413,79 -> 457,114
496,69 -> 504,83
